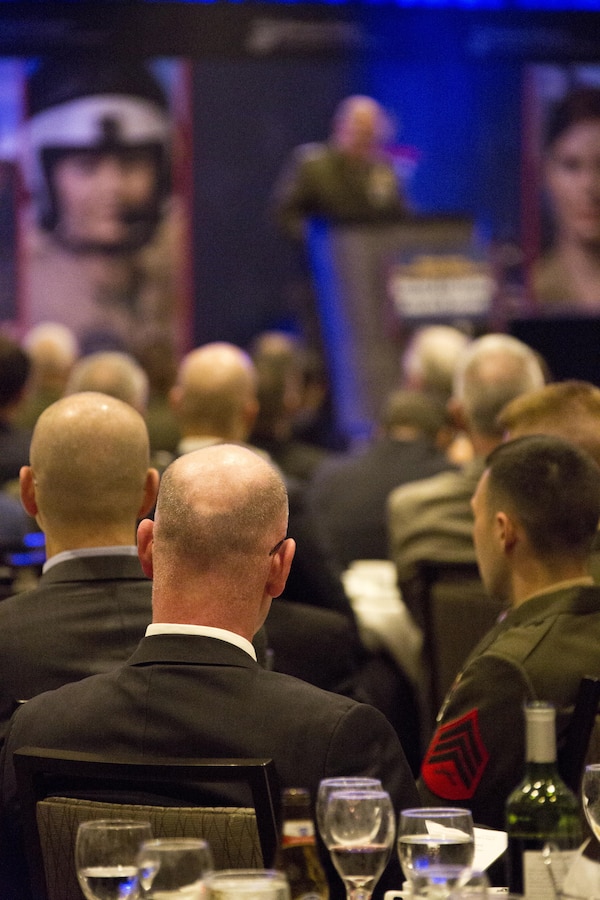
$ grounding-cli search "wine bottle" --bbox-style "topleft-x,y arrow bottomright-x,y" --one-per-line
506,701 -> 582,899
275,787 -> 330,900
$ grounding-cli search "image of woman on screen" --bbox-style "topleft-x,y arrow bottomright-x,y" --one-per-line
17,54 -> 188,355
531,85 -> 600,310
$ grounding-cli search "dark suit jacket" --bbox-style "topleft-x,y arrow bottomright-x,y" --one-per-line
265,597 -> 367,697
1,633 -> 419,900
308,438 -> 453,569
0,553 -> 152,747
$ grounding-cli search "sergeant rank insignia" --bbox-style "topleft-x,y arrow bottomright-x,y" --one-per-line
421,708 -> 489,799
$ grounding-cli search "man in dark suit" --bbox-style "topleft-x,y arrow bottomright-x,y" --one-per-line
0,391 -> 159,748
307,389 -> 455,569
0,443 -> 419,900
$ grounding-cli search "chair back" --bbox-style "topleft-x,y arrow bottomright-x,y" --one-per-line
406,560 -> 503,733
14,748 -> 280,900
558,676 -> 600,795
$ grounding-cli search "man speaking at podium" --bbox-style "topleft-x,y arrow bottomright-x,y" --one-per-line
273,95 -> 409,240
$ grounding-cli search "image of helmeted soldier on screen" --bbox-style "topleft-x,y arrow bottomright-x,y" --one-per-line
17,53 -> 188,355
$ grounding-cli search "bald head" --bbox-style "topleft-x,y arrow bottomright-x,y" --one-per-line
139,444 -> 294,636
171,342 -> 259,441
23,392 -> 157,552
331,95 -> 393,159
65,352 -> 149,414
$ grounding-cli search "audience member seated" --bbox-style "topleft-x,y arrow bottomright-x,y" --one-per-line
170,341 -> 355,621
249,330 -> 330,482
65,350 -> 149,415
497,379 -> 600,584
400,324 -> 473,464
0,334 -> 32,488
170,341 -> 260,453
0,392 -> 159,750
16,322 -> 79,430
290,345 -> 349,453
0,443 -> 419,900
134,335 -> 181,460
308,389 -> 455,569
387,334 -> 546,613
418,435 -> 600,836
401,325 -> 472,406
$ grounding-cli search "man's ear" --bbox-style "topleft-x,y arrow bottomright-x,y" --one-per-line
19,466 -> 39,518
138,468 -> 160,518
266,538 -> 296,599
496,511 -> 518,553
137,517 -> 155,579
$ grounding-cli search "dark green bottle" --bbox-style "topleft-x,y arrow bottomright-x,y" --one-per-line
506,701 -> 582,898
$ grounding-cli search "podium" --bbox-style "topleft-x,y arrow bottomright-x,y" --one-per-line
307,215 -> 493,442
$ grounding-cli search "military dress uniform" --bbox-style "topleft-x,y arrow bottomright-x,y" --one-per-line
273,142 -> 407,240
418,582 -> 600,831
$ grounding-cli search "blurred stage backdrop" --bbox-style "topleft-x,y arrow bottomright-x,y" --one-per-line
0,1 -> 599,434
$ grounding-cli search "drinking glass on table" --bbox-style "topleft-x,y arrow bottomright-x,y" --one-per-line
322,788 -> 395,900
397,808 -> 474,897
137,837 -> 213,898
75,819 -> 152,900
205,869 -> 291,900
316,778 -> 383,845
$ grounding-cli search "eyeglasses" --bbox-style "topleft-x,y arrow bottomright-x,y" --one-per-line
268,538 -> 286,556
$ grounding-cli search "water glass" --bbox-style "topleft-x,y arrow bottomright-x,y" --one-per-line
75,818 -> 153,900
205,869 -> 291,900
397,807 -> 474,896
138,837 -> 214,898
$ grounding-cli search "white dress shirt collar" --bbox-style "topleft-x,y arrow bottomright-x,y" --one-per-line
145,623 -> 257,661
43,545 -> 139,574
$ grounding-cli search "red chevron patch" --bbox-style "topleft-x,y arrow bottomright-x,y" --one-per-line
421,708 -> 489,800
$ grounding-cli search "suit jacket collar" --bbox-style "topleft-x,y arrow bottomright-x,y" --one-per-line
39,554 -> 148,585
128,633 -> 259,670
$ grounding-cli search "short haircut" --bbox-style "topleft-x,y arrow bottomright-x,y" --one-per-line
498,380 -> 600,467
380,389 -> 448,441
485,434 -> 600,561
0,335 -> 31,407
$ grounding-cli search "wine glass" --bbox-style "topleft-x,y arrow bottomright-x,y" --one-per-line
205,869 -> 291,900
75,819 -> 153,900
316,777 -> 382,846
137,837 -> 214,898
397,807 -> 474,897
322,788 -> 395,900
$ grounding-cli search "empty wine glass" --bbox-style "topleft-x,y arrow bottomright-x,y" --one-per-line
316,777 -> 382,846
322,788 -> 395,900
397,808 -> 474,897
75,819 -> 153,900
137,837 -> 214,898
